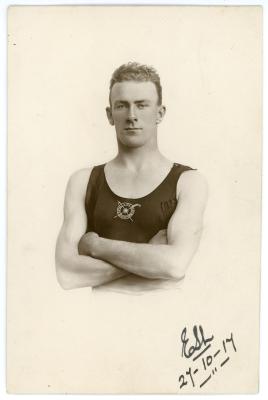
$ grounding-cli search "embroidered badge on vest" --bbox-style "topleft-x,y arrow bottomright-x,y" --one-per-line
113,200 -> 141,222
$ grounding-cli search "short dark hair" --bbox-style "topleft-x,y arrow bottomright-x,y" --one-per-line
109,62 -> 162,106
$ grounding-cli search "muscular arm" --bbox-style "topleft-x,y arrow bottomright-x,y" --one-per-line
79,171 -> 208,281
55,169 -> 130,290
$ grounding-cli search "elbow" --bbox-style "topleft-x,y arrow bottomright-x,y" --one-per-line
162,255 -> 187,281
55,258 -> 75,290
162,240 -> 201,281
166,267 -> 185,282
55,268 -> 71,291
169,270 -> 186,282
55,255 -> 94,291
57,275 -> 73,291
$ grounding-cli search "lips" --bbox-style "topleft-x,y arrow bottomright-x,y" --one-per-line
124,128 -> 142,135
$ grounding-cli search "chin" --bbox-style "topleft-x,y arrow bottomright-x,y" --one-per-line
125,143 -> 145,149
118,136 -> 147,148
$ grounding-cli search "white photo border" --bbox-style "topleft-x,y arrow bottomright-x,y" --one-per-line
1,0 -> 266,398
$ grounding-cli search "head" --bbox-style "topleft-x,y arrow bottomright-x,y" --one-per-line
106,62 -> 166,148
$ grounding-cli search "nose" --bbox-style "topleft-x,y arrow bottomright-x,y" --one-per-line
126,106 -> 138,123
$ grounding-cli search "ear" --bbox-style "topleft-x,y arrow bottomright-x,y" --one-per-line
106,106 -> 114,126
156,105 -> 166,125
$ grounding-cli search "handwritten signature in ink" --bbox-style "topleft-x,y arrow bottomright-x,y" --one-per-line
181,325 -> 214,360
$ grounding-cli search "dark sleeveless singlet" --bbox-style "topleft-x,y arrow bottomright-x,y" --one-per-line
85,163 -> 195,244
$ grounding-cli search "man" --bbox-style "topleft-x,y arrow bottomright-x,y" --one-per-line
55,62 -> 208,293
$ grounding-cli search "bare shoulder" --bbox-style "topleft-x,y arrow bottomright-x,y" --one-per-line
65,167 -> 94,201
177,170 -> 208,205
68,167 -> 93,187
178,169 -> 208,190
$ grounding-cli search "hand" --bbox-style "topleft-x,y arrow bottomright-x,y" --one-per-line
148,229 -> 168,244
78,231 -> 100,257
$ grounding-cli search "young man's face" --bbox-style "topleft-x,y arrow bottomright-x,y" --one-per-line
106,81 -> 165,148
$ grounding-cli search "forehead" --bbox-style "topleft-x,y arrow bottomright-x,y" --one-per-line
110,81 -> 158,103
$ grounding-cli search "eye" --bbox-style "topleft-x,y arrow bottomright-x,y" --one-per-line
137,103 -> 147,109
115,104 -> 125,110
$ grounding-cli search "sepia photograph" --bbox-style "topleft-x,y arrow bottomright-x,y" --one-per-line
55,61 -> 208,294
6,4 -> 262,394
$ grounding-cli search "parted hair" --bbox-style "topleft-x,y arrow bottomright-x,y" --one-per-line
109,62 -> 162,105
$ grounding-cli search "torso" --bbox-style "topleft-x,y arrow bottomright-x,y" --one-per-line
84,160 -> 195,244
76,159 -> 197,294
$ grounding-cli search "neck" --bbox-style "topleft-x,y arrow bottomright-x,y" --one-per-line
114,144 -> 167,172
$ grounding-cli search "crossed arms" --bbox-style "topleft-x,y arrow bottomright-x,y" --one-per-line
55,167 -> 208,290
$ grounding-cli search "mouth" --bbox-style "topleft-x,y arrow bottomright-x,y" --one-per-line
124,128 -> 142,132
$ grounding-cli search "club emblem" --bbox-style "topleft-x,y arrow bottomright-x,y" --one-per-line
114,200 -> 141,222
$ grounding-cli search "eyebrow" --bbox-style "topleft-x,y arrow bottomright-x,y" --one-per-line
114,100 -> 151,104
